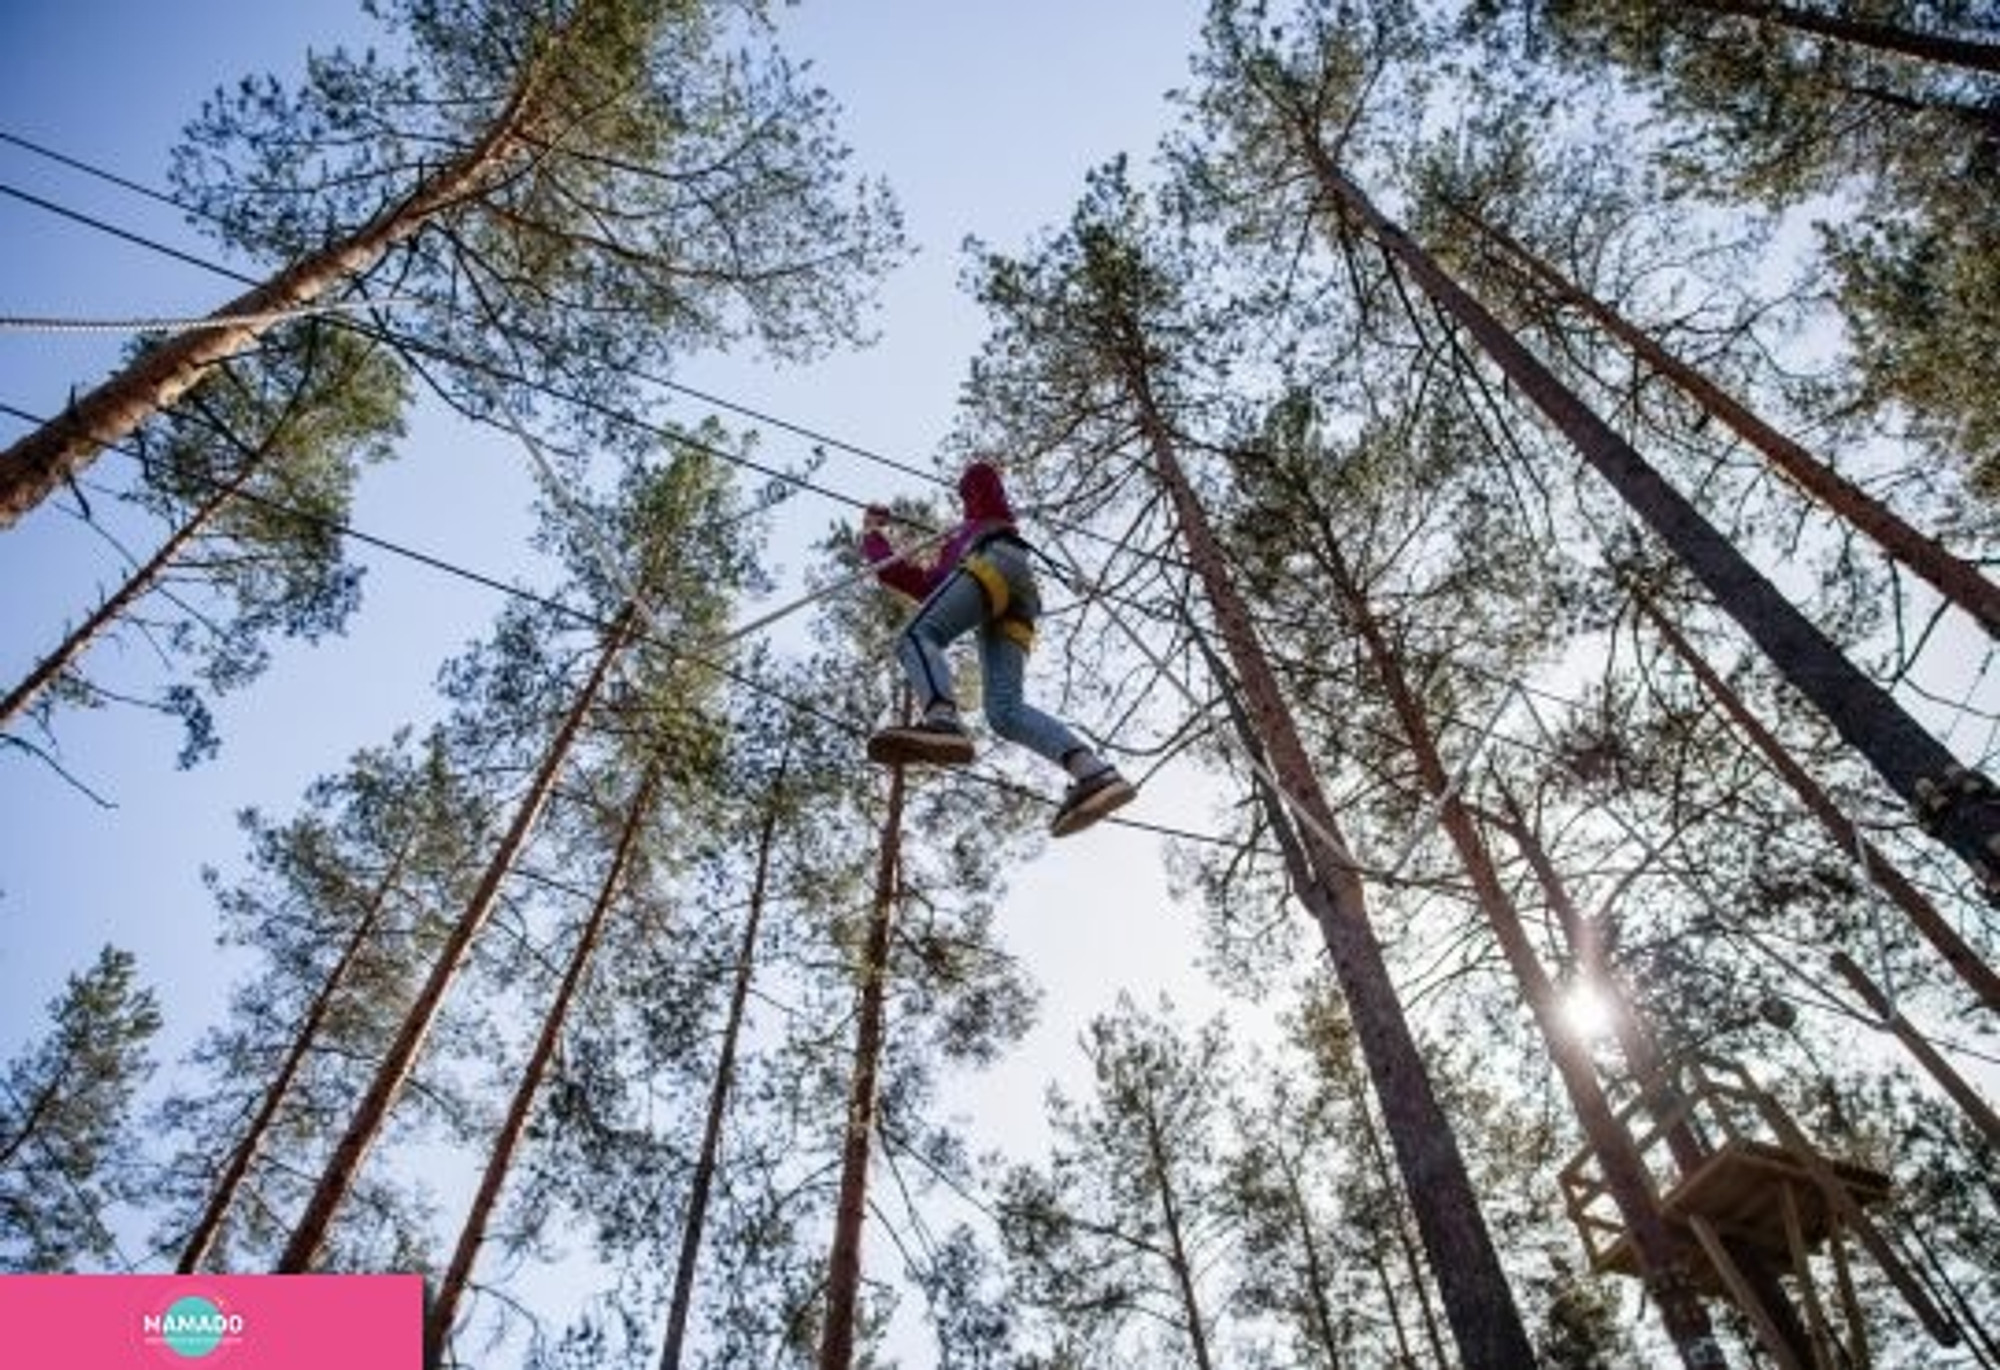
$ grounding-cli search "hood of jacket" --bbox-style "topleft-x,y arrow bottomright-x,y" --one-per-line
958,460 -> 1015,524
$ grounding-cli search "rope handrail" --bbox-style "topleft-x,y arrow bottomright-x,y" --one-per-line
0,296 -> 422,338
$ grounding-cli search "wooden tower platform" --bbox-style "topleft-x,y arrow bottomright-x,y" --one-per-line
1558,1056 -> 1958,1368
1585,1136 -> 1890,1287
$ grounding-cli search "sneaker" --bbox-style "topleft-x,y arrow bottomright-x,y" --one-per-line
867,718 -> 976,766
1050,769 -> 1136,837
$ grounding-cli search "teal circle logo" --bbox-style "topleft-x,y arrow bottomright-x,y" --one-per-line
161,1295 -> 226,1358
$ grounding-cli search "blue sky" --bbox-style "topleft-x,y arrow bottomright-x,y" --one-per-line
0,0 -> 1230,1307
9,8 -> 2000,1364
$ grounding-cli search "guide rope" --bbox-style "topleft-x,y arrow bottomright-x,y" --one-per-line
0,296 -> 422,338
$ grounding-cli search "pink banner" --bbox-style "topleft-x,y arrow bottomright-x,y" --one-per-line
0,1274 -> 424,1368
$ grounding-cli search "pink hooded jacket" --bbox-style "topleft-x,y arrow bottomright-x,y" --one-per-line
861,460 -> 1019,602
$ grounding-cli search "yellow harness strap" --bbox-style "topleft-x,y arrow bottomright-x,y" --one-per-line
963,555 -> 1037,653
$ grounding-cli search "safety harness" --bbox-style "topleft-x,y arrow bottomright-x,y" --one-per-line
961,530 -> 1038,653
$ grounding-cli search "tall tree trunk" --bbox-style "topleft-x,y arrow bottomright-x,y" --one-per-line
277,601 -> 637,1272
1487,790 -> 1708,1170
1140,1105 -> 1217,1370
1369,1256 -> 1420,1369
658,758 -> 787,1370
0,28 -> 566,528
1146,422 -> 1536,1367
1830,952 -> 2000,1148
1635,591 -> 2000,1011
1350,1092 -> 1449,1369
1219,659 -> 1450,1368
1295,138 -> 2000,898
1489,791 -> 1822,1365
427,761 -> 661,1362
817,759 -> 906,1370
2,458 -> 258,731
0,1079 -> 60,1171
1316,531 -> 1726,1368
177,834 -> 413,1273
1688,0 -> 2000,75
1275,1143 -> 1345,1369
1459,206 -> 2000,638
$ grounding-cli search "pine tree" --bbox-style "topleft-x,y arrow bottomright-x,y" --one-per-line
1191,0 -> 2000,895
424,761 -> 664,1363
1419,164 -> 2000,639
1,0 -> 904,526
799,520 -> 1042,1370
1223,1069 -> 1356,1366
967,166 -> 1538,1368
0,946 -> 161,1271
155,729 -> 492,1273
2,323 -> 405,766
1461,0 -> 2000,487
279,442 -> 744,1275
656,711 -> 796,1370
174,775 -> 418,1273
817,749 -> 908,1370
1227,411 -> 1729,1365
998,997 -> 1234,1368
512,521 -> 1040,1368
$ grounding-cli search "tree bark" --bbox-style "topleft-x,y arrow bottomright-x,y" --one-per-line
1462,207 -> 2000,639
1688,0 -> 2000,76
659,759 -> 786,1370
277,601 -> 637,1272
1296,138 -> 2000,899
817,758 -> 905,1370
1489,791 -> 1822,1365
1317,530 -> 1726,1368
427,761 -> 661,1362
1350,1092 -> 1449,1369
1,458 -> 258,732
1140,1104 -> 1217,1370
1146,417 -> 1536,1367
177,834 -> 412,1274
1276,1143 -> 1345,1369
1830,951 -> 2000,1148
0,29 -> 556,529
1223,666 -> 1451,1369
1635,591 -> 2000,1011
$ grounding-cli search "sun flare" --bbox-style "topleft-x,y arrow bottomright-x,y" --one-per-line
1561,982 -> 1617,1040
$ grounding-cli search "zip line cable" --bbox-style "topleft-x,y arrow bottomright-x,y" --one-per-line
0,180 -> 258,286
0,129 -> 199,216
0,172 -> 933,528
0,213 -> 1727,878
1,400 -> 1258,854
3,217 -> 1923,890
0,134 -> 1196,579
0,173 -> 902,546
0,127 -> 944,479
1,165 -> 1216,700
486,394 -> 949,654
26,132 -> 1986,918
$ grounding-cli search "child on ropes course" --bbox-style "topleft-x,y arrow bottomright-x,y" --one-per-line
860,457 -> 1136,838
